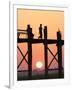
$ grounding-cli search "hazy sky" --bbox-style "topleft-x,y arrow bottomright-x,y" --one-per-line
17,9 -> 64,70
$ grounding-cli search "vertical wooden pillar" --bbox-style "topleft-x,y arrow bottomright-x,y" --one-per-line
57,30 -> 62,78
44,26 -> 48,78
27,25 -> 32,79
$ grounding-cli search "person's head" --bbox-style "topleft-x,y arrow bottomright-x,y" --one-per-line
27,24 -> 30,29
40,24 -> 42,27
44,26 -> 47,29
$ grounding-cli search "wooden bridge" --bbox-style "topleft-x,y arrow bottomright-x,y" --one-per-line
17,24 -> 64,80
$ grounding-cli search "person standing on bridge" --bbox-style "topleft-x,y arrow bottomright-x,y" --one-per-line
44,26 -> 47,39
38,24 -> 43,39
27,24 -> 34,39
17,32 -> 20,39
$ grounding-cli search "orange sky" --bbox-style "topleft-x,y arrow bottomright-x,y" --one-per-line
17,9 -> 64,71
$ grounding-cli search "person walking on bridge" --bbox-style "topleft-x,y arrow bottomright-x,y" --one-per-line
38,24 -> 43,39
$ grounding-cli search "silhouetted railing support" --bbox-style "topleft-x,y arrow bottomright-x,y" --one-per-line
57,31 -> 62,78
44,26 -> 48,78
27,25 -> 32,79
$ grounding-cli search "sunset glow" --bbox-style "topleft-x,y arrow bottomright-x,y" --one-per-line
17,9 -> 64,70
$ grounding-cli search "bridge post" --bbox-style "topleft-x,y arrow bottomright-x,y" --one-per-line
44,26 -> 48,78
57,30 -> 62,78
27,25 -> 32,79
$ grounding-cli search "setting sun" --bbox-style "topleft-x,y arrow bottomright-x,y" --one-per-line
36,61 -> 43,69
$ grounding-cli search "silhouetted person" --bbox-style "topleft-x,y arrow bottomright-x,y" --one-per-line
56,28 -> 62,46
27,24 -> 34,39
57,28 -> 61,39
44,26 -> 47,39
38,24 -> 43,39
17,32 -> 20,39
